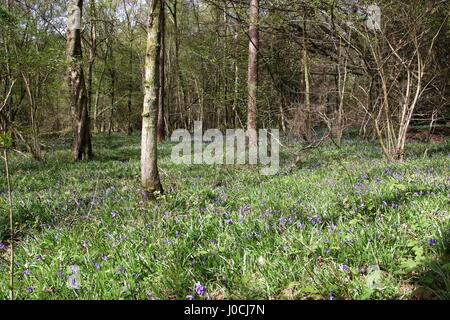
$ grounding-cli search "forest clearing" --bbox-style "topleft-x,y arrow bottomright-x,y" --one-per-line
0,0 -> 449,302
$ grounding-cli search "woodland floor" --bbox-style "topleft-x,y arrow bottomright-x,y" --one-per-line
0,132 -> 449,300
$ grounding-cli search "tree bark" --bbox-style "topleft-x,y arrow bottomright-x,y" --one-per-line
141,0 -> 163,201
123,0 -> 134,135
157,0 -> 166,142
86,0 -> 97,137
67,0 -> 93,160
247,0 -> 259,154
302,16 -> 312,142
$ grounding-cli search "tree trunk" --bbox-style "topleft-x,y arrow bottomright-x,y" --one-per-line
170,0 -> 185,129
141,0 -> 163,201
157,0 -> 166,142
93,66 -> 106,133
247,0 -> 259,156
108,68 -> 115,135
86,0 -> 97,137
67,0 -> 93,160
127,54 -> 133,135
22,73 -> 41,160
302,16 -> 312,142
123,0 -> 134,136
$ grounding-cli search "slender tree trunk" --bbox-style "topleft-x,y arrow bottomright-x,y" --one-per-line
157,0 -> 166,142
87,0 -> 97,136
123,0 -> 134,135
141,0 -> 163,201
172,0 -> 188,130
22,73 -> 41,160
108,68 -> 115,135
247,0 -> 259,155
302,16 -> 312,142
93,65 -> 106,133
127,54 -> 133,135
3,148 -> 14,300
67,0 -> 93,160
280,96 -> 287,133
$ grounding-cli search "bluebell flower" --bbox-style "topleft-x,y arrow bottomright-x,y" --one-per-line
69,277 -> 81,290
28,287 -> 33,294
339,264 -> 350,272
329,292 -> 336,300
225,219 -> 234,225
0,243 -> 6,250
186,295 -> 195,300
429,239 -> 437,247
23,269 -> 31,276
195,283 -> 207,296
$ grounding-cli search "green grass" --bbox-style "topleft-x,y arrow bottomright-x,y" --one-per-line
0,133 -> 449,300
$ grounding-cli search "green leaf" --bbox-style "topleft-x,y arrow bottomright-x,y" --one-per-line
0,132 -> 13,149
365,265 -> 385,290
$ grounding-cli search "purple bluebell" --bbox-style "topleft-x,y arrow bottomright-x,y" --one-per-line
339,264 -> 350,272
429,239 -> 437,247
195,283 -> 207,296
